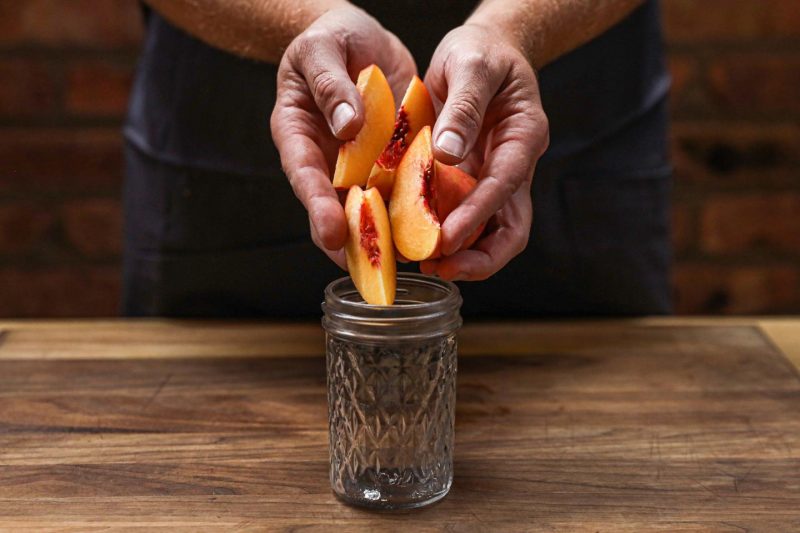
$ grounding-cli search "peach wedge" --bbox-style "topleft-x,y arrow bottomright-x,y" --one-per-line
389,126 -> 440,261
367,76 -> 436,199
390,126 -> 484,261
332,65 -> 396,189
432,161 -> 485,250
344,185 -> 396,305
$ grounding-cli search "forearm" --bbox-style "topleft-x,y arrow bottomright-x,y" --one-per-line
467,0 -> 644,69
143,0 -> 350,63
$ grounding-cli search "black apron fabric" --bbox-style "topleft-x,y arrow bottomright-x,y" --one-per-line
122,1 -> 672,318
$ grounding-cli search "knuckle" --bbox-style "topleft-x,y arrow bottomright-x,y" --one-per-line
513,232 -> 529,256
534,112 -> 551,156
332,26 -> 355,50
311,70 -> 340,104
484,174 -> 516,200
295,30 -> 326,54
537,109 -> 550,134
448,97 -> 483,133
309,222 -> 321,245
459,52 -> 489,75
287,164 -> 315,197
291,34 -> 314,62
269,105 -> 279,131
539,130 -> 551,157
459,199 -> 484,223
307,190 -> 331,209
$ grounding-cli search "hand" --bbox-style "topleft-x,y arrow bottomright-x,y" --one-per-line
420,23 -> 549,281
270,6 -> 416,268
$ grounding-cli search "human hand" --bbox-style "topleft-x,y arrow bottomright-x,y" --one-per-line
420,23 -> 549,281
270,5 -> 416,268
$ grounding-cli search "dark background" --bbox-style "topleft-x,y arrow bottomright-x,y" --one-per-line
0,0 -> 798,317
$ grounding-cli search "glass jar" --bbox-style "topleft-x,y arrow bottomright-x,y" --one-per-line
322,273 -> 462,509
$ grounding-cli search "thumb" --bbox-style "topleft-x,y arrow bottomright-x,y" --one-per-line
431,61 -> 500,164
294,35 -> 365,140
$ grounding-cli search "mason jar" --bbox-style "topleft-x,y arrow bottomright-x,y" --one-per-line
321,273 -> 462,509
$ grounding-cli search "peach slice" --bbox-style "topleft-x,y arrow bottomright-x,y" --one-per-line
344,185 -> 396,305
389,126 -> 441,261
367,76 -> 435,199
332,65 -> 396,189
433,161 -> 486,250
390,126 -> 484,261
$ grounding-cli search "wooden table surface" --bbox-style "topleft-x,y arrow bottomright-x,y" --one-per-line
1,318 -> 799,531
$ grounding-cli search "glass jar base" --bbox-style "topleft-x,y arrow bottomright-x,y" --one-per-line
333,481 -> 452,510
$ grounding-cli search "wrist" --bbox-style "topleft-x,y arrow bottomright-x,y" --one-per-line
281,0 -> 354,49
462,17 -> 536,68
298,0 -> 353,24
466,5 -> 542,69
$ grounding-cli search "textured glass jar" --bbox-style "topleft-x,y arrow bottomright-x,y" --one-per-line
322,273 -> 462,509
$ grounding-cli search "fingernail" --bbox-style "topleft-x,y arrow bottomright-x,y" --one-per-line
436,130 -> 465,159
331,102 -> 355,134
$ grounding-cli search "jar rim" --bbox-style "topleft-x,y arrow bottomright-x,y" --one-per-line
321,273 -> 462,342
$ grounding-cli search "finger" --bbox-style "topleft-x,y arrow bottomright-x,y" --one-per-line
382,33 -> 419,105
440,174 -> 514,257
436,185 -> 532,281
459,140 -> 486,178
431,55 -> 504,164
440,113 -> 547,256
292,32 -> 365,139
311,216 -> 347,270
436,223 -> 525,281
419,260 -> 438,275
290,144 -> 347,251
271,106 -> 347,251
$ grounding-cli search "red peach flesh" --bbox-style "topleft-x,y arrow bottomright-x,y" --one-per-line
375,107 -> 411,170
359,200 -> 381,268
420,161 -> 439,224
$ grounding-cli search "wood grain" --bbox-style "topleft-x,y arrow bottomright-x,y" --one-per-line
0,317 -> 797,363
0,321 -> 799,531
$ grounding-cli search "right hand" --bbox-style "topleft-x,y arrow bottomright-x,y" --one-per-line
270,6 -> 416,269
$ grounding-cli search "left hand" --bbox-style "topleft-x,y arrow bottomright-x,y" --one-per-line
420,23 -> 549,281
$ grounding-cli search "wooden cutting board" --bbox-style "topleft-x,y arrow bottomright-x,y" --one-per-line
0,319 -> 799,531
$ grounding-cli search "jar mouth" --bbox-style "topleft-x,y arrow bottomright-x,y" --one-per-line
322,273 -> 462,342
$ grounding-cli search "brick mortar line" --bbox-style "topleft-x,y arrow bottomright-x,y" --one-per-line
0,47 -> 142,61
0,181 -> 795,202
1,116 -> 797,130
672,187 -> 800,201
666,42 -> 800,54
2,256 -> 797,273
0,184 -> 123,200
670,111 -> 800,123
0,258 -> 122,269
673,251 -> 800,264
2,188 -> 792,203
0,117 -> 126,129
0,41 -> 795,62
673,187 -> 800,198
0,193 -> 122,205
3,41 -> 799,57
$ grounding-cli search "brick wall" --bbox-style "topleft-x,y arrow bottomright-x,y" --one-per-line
0,0 -> 140,317
664,0 -> 800,314
0,0 -> 798,317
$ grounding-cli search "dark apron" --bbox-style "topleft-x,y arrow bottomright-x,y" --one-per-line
123,1 -> 672,318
